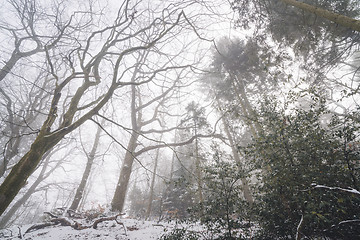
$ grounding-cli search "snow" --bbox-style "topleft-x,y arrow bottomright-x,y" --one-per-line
312,184 -> 360,196
0,218 -> 259,239
0,219 -> 176,240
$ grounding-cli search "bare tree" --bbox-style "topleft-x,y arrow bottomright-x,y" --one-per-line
0,0 -> 207,216
69,122 -> 104,211
145,139 -> 161,220
0,0 -> 87,82
94,60 -> 219,212
0,65 -> 56,177
108,57 -> 195,212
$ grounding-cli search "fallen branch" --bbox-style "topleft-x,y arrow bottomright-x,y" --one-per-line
25,223 -> 56,234
51,218 -> 72,226
93,214 -> 122,229
44,211 -> 58,218
152,224 -> 165,227
0,228 -> 13,238
25,213 -> 126,235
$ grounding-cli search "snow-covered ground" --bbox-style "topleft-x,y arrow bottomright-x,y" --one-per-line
0,218 -> 203,240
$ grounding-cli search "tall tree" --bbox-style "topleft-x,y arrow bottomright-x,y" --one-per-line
109,64 -> 217,212
0,0 -> 203,216
280,0 -> 360,32
184,102 -> 210,204
231,0 -> 360,72
205,38 -> 274,137
145,142 -> 161,220
69,122 -> 103,211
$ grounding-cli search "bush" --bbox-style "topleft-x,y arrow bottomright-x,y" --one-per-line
245,100 -> 360,239
160,227 -> 200,240
189,147 -> 252,239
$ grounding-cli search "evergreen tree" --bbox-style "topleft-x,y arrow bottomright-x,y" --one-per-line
162,102 -> 210,219
231,0 -> 360,73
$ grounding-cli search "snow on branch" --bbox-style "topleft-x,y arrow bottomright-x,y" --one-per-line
310,184 -> 360,196
25,213 -> 127,235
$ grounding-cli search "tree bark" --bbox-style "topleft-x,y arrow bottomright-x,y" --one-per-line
111,131 -> 139,212
280,0 -> 360,32
0,77 -> 117,216
69,124 -> 102,211
0,131 -> 63,216
0,154 -> 51,228
111,74 -> 140,213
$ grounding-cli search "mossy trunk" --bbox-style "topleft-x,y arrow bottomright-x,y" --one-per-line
0,133 -> 61,216
0,152 -> 54,228
0,169 -> 40,228
0,89 -> 63,217
280,0 -> 360,32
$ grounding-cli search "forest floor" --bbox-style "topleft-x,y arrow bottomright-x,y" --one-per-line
0,218 -> 205,240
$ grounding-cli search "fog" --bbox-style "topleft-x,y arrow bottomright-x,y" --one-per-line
1,0 -> 360,239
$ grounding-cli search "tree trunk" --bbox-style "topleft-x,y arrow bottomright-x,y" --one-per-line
280,0 -> 360,32
222,116 -> 254,204
69,124 -> 102,211
111,131 -> 139,212
111,79 -> 140,213
0,87 -> 21,178
0,53 -> 21,82
145,146 -> 160,220
169,130 -> 178,183
0,132 -> 63,216
230,77 -> 258,138
0,153 -> 52,228
194,125 -> 203,203
234,75 -> 262,135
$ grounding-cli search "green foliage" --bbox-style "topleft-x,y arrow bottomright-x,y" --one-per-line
128,185 -> 147,218
244,98 -> 360,239
163,176 -> 196,219
189,147 -> 251,239
231,0 -> 360,72
161,101 -> 211,219
159,227 -> 200,240
207,37 -> 285,99
185,101 -> 209,130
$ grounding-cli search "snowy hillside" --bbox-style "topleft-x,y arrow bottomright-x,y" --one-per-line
1,218 -> 196,240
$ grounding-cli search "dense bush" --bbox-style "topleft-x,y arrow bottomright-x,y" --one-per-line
188,147 -> 252,239
245,100 -> 360,239
160,227 -> 201,240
